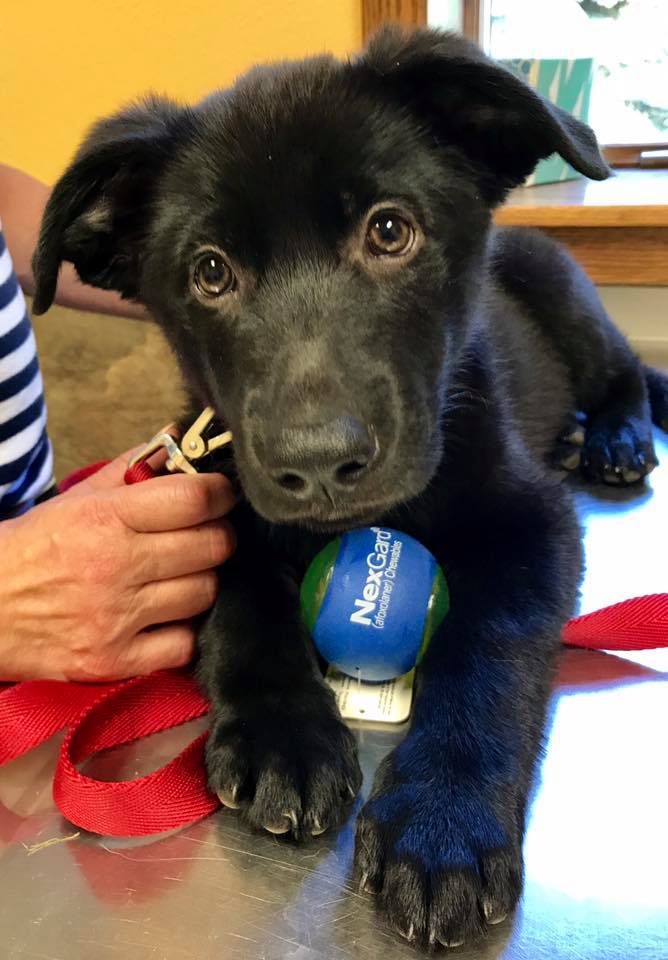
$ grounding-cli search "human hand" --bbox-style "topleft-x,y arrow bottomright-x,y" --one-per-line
0,451 -> 236,681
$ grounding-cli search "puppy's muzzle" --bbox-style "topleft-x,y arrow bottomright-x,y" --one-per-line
258,416 -> 379,501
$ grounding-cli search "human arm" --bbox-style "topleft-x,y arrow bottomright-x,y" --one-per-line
0,163 -> 147,318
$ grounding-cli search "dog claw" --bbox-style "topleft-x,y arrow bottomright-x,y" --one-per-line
311,818 -> 327,836
429,928 -> 464,949
603,468 -> 623,485
398,923 -> 415,942
285,809 -> 299,829
560,425 -> 585,447
359,871 -> 377,894
217,788 -> 241,810
264,818 -> 291,835
636,452 -> 658,474
560,450 -> 581,471
483,900 -> 507,924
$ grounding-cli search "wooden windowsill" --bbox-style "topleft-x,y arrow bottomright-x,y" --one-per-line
496,169 -> 668,228
494,170 -> 668,285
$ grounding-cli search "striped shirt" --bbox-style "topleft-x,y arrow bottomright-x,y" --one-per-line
0,222 -> 54,517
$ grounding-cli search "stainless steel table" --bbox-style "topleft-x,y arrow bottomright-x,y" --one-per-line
2,432 -> 667,960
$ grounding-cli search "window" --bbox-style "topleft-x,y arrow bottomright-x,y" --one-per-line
490,1 -> 667,146
425,0 -> 668,162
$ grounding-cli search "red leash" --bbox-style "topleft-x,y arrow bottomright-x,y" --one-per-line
1,458 -> 666,837
1,458 -> 219,836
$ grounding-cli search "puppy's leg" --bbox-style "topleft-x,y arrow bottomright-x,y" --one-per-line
557,278 -> 660,483
494,228 -> 659,484
355,479 -> 580,947
198,552 -> 361,839
561,267 -> 659,484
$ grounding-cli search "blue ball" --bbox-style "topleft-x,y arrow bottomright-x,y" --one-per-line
300,527 -> 448,682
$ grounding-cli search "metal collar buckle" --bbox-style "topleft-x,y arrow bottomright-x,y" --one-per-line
127,406 -> 233,475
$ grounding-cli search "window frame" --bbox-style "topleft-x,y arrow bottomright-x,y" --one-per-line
361,1 -> 427,40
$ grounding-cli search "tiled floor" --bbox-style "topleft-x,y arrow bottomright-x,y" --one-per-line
1,438 -> 666,960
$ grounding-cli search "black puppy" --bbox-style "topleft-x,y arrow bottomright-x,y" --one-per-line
33,27 -> 667,950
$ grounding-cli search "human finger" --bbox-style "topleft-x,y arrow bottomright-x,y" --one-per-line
130,519 -> 236,584
111,622 -> 197,678
134,570 -> 219,628
110,472 -> 237,532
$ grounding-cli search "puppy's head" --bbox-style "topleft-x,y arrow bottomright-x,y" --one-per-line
34,28 -> 607,530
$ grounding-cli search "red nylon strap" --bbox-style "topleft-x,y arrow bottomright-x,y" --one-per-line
0,457 -> 666,837
53,672 -> 217,836
0,679 -> 101,764
562,593 -> 668,650
124,461 -> 158,484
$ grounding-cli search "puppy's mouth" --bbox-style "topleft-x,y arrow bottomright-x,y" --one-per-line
269,500 -> 397,533
299,509 -> 388,533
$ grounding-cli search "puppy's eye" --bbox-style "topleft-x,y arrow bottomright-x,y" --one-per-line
366,211 -> 415,257
192,249 -> 235,299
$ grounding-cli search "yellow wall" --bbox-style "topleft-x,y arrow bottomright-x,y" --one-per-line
2,0 -> 361,184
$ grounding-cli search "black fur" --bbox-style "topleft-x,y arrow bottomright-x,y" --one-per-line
32,27 -> 667,950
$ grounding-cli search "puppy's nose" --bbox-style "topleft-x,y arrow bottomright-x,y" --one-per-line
267,416 -> 377,498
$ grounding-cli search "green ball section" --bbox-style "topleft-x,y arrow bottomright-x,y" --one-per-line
300,535 -> 450,667
301,536 -> 342,635
417,562 -> 449,663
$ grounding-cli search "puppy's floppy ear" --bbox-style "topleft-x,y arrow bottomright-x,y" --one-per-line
357,26 -> 609,201
32,96 -> 191,314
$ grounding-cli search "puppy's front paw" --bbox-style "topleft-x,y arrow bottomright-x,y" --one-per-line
582,414 -> 657,485
206,686 -> 361,839
355,754 -> 522,949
